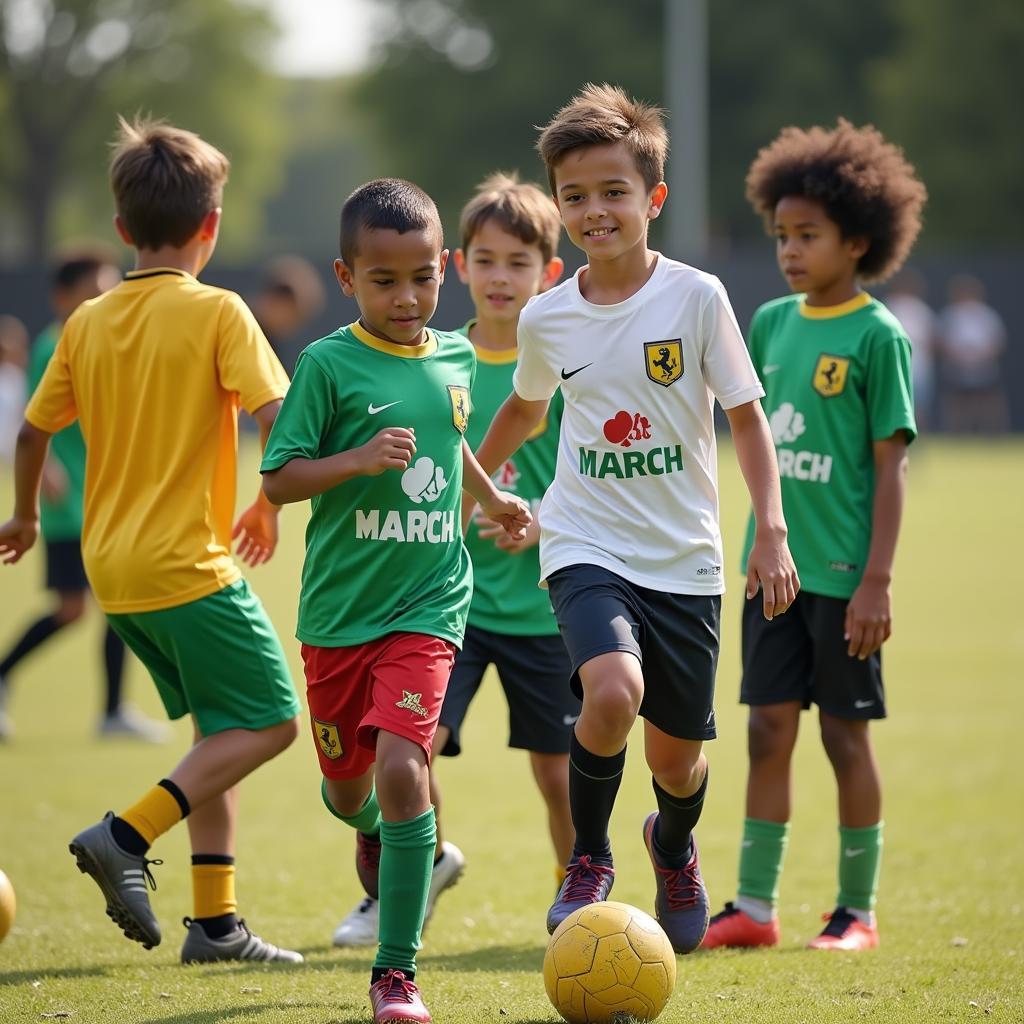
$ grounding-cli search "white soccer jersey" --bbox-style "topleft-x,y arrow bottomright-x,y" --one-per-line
513,254 -> 764,595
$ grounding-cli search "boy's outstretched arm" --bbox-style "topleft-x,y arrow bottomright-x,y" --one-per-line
725,399 -> 800,620
0,421 -> 51,564
233,399 -> 285,566
461,440 -> 532,541
845,431 -> 909,660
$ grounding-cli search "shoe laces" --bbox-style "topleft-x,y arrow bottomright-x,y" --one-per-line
709,900 -> 740,924
375,969 -> 418,1003
654,855 -> 701,910
819,907 -> 858,938
561,855 -> 614,903
356,896 -> 377,915
139,857 -> 163,891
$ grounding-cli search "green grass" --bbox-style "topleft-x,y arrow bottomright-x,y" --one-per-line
1,439 -> 1022,1023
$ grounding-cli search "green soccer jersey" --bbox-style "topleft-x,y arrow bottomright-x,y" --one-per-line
741,293 -> 917,598
28,323 -> 86,541
461,322 -> 562,636
261,321 -> 475,647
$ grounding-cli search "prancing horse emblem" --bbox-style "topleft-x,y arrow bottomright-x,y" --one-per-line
644,340 -> 683,387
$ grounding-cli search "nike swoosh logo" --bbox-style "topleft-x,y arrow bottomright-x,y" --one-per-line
741,840 -> 754,848
560,363 -> 592,380
368,401 -> 402,415
762,364 -> 781,375
854,699 -> 875,709
845,848 -> 866,858
563,714 -> 580,727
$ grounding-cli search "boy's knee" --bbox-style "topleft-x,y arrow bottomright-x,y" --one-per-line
55,592 -> 86,625
583,676 -> 642,736
646,747 -> 702,792
819,715 -> 866,771
747,707 -> 797,764
264,715 -> 300,754
531,754 -> 570,803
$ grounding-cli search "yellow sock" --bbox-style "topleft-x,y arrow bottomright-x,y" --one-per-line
192,863 -> 237,920
119,785 -> 184,847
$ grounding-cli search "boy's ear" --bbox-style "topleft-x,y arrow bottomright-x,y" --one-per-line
846,235 -> 870,262
334,258 -> 356,297
198,207 -> 221,241
648,182 -> 669,221
540,256 -> 565,293
437,248 -> 450,283
113,214 -> 133,246
453,248 -> 470,284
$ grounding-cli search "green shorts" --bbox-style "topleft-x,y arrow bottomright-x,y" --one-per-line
107,580 -> 300,736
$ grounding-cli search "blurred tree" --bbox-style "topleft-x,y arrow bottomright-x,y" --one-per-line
0,0 -> 285,262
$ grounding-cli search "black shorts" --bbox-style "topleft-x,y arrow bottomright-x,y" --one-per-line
438,625 -> 579,756
546,563 -> 721,742
740,591 -> 886,720
45,538 -> 89,592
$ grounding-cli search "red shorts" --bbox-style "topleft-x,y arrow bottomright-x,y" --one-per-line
301,633 -> 457,780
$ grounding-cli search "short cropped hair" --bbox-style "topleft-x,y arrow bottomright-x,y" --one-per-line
340,178 -> 443,266
110,116 -> 229,251
459,172 -> 562,264
50,243 -> 120,291
746,119 -> 927,283
537,83 -> 668,194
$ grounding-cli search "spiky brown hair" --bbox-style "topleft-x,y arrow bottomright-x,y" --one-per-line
746,119 -> 927,283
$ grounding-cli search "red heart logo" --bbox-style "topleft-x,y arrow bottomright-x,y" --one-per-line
603,410 -> 633,447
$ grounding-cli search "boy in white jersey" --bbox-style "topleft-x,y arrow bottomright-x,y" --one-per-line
702,121 -> 925,953
472,84 -> 799,954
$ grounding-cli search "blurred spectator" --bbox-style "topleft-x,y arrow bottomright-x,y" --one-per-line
250,255 -> 326,373
0,316 -> 30,462
885,268 -> 938,432
937,274 -> 1009,434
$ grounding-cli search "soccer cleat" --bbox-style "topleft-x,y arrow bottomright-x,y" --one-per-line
424,841 -> 465,927
642,812 -> 710,954
546,854 -> 615,934
69,812 -> 163,949
356,830 -> 382,899
333,896 -> 380,948
369,969 -> 432,1024
98,707 -> 171,743
806,907 -> 879,950
700,901 -> 781,949
181,916 -> 304,963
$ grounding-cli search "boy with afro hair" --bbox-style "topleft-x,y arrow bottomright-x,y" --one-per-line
702,120 -> 926,951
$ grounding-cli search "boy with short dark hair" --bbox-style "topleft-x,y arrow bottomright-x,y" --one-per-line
261,177 -> 530,1024
472,83 -> 799,955
702,120 -> 925,952
0,117 -> 303,964
0,247 -> 167,743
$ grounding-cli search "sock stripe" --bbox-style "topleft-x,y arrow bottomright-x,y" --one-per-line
191,854 -> 235,866
158,778 -> 191,818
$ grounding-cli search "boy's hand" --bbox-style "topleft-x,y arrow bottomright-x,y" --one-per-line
355,427 -> 416,476
0,516 -> 40,565
845,576 -> 891,659
745,531 -> 800,620
233,500 -> 279,567
475,510 -> 541,554
477,490 -> 532,542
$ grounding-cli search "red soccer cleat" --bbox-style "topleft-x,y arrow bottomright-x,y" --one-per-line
806,907 -> 879,951
369,969 -> 432,1024
700,901 -> 781,949
356,830 -> 382,900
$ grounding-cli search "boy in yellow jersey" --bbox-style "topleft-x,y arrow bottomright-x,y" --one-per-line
0,117 -> 303,964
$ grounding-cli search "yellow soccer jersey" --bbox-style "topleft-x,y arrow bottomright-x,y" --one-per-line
25,268 -> 288,613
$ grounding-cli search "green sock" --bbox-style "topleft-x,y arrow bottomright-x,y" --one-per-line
321,780 -> 381,837
838,822 -> 883,910
374,808 -> 436,977
737,818 -> 790,905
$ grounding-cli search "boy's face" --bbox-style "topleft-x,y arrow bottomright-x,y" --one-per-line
335,227 -> 447,346
553,141 -> 666,264
773,196 -> 867,300
454,219 -> 562,328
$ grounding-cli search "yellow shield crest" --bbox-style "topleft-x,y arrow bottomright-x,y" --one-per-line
812,354 -> 850,398
448,385 -> 470,433
644,340 -> 683,387
313,718 -> 343,760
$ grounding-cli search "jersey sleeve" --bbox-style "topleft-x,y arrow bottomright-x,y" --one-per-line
512,309 -> 560,402
700,279 -> 765,409
260,350 -> 336,472
216,293 -> 289,414
866,328 -> 918,444
24,325 -> 77,434
745,306 -> 767,377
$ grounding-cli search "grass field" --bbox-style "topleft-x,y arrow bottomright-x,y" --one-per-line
1,438 -> 1022,1023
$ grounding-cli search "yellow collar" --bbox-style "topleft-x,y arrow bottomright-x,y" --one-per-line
799,292 -> 872,320
349,320 -> 437,359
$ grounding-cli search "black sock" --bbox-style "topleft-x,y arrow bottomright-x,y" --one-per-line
193,912 -> 239,939
110,816 -> 149,855
371,966 -> 415,984
0,614 -> 65,677
103,625 -> 126,717
568,731 -> 626,866
652,768 -> 709,865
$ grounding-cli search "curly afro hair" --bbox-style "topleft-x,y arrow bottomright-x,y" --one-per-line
746,119 -> 927,283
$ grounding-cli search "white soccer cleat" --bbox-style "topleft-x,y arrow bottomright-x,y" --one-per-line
424,841 -> 465,927
332,895 -> 379,947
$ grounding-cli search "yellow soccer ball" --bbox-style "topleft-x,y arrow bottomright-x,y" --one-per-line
0,870 -> 15,943
543,901 -> 676,1024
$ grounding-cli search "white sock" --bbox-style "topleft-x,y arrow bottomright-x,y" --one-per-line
846,906 -> 875,926
735,894 -> 775,924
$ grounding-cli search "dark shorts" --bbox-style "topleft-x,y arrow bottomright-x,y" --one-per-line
45,539 -> 88,592
546,563 -> 721,741
740,591 -> 886,720
438,625 -> 580,757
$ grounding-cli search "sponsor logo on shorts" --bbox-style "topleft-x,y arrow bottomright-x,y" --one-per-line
562,714 -> 580,727
395,690 -> 429,718
644,340 -> 683,387
853,699 -> 875,709
313,718 -> 343,760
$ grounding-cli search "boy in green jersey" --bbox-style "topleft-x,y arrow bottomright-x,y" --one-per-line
703,121 -> 926,952
0,249 -> 166,742
261,178 -> 530,1024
